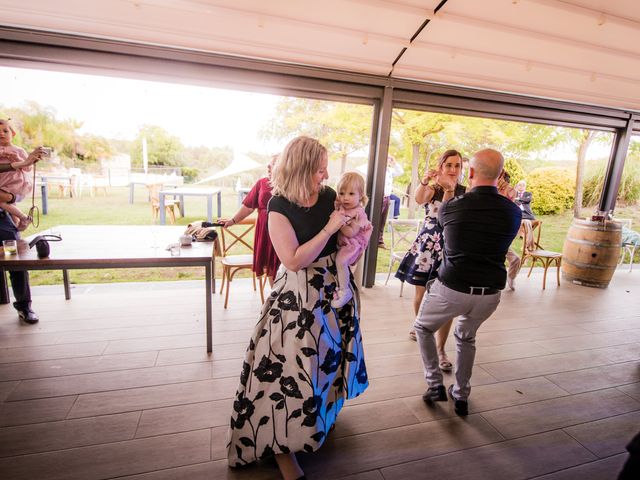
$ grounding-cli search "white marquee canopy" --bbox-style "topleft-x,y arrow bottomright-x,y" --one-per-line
1,0 -> 639,112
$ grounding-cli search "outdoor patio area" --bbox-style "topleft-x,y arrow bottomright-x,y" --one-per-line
0,269 -> 638,479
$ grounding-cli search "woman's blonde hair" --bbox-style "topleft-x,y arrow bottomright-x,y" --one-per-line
270,136 -> 327,206
336,171 -> 368,207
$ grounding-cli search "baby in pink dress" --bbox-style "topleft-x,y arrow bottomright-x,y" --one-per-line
0,119 -> 34,230
332,171 -> 373,308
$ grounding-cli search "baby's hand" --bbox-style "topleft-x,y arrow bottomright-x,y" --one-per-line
326,209 -> 350,234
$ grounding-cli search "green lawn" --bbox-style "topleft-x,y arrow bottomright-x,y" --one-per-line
17,186 -> 640,286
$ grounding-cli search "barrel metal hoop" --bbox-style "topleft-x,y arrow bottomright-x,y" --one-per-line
563,258 -> 615,270
564,237 -> 622,248
569,223 -> 621,233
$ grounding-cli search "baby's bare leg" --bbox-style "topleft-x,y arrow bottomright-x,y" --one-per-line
0,202 -> 27,220
335,251 -> 350,292
331,249 -> 355,308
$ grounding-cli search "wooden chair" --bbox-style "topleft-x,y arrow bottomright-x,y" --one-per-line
147,183 -> 178,224
385,219 -> 421,297
520,220 -> 562,289
218,217 -> 263,308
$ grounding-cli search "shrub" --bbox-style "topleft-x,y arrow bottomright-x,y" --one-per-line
582,158 -> 640,207
180,166 -> 199,183
618,161 -> 640,204
503,158 -> 526,185
582,165 -> 604,207
528,167 -> 575,215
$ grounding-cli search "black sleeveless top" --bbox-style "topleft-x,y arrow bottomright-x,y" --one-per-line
268,187 -> 338,259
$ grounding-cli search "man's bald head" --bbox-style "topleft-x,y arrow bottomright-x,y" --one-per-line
469,149 -> 504,186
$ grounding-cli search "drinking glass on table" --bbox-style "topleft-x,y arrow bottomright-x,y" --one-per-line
3,239 -> 17,255
169,243 -> 180,256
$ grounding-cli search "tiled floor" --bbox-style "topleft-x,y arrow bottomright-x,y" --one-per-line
0,268 -> 637,479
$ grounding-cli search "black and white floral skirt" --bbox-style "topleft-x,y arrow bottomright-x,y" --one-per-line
226,254 -> 369,466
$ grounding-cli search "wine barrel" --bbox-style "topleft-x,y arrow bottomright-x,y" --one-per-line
562,219 -> 622,288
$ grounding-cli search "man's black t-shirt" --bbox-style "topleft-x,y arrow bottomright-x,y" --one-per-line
438,186 -> 522,290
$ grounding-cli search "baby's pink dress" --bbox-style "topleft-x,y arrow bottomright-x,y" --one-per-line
336,206 -> 373,265
0,146 -> 33,201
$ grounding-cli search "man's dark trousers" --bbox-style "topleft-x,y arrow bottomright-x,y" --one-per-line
0,211 -> 31,310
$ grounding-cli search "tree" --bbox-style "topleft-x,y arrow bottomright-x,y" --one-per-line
130,125 -> 184,168
182,145 -> 234,182
0,102 -> 119,168
391,110 -> 450,217
391,112 -> 567,218
2,102 -> 80,159
261,98 -> 372,174
559,129 -> 612,217
76,134 -> 113,165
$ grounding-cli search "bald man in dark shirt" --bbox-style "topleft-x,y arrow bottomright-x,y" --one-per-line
415,149 -> 521,416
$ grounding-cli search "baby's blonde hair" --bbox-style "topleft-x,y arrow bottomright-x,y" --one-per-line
271,136 -> 327,206
0,119 -> 16,137
337,171 -> 368,207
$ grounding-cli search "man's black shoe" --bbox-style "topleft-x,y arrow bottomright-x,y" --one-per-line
18,308 -> 39,324
422,385 -> 447,404
448,385 -> 468,416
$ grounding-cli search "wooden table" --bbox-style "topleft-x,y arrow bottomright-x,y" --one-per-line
40,174 -> 74,198
33,174 -> 74,215
128,180 -> 150,204
159,187 -> 222,224
129,180 -> 181,204
0,225 -> 216,352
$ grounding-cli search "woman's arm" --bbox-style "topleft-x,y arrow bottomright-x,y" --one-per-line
0,190 -> 13,203
414,169 -> 439,205
223,205 -> 255,228
269,210 -> 347,272
414,183 -> 436,206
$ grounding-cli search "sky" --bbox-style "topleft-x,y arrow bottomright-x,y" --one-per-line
0,65 -> 282,153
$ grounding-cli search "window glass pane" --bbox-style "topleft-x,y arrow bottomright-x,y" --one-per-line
616,135 -> 640,268
378,108 -> 614,281
0,65 -> 374,284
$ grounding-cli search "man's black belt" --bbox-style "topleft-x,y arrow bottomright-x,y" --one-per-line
442,281 -> 500,296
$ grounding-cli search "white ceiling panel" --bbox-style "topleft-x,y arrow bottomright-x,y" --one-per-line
1,0 -> 639,111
